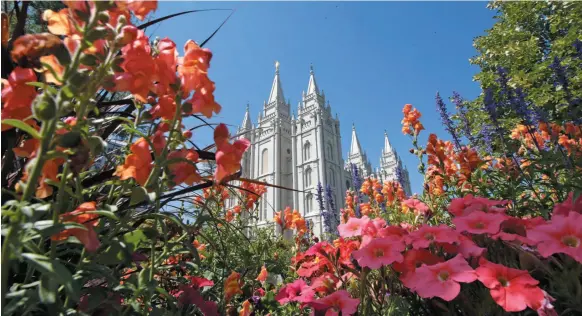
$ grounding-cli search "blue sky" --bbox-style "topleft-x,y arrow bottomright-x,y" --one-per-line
148,2 -> 497,194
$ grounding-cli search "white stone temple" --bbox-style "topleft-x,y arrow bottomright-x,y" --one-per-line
231,62 -> 412,236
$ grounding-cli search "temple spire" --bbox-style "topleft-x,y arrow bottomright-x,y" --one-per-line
241,103 -> 252,130
268,61 -> 285,104
306,63 -> 319,95
383,130 -> 393,153
350,124 -> 363,156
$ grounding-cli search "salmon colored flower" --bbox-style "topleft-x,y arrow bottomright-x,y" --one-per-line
1,67 -> 37,130
405,224 -> 459,249
337,216 -> 371,238
310,272 -> 341,295
179,40 -> 212,92
476,258 -> 544,312
452,211 -> 507,235
114,138 -> 153,186
275,279 -> 315,305
526,211 -> 582,263
39,54 -> 65,85
224,210 -> 234,222
17,158 -> 61,198
352,236 -> 405,269
404,254 -> 477,301
311,290 -> 360,316
167,149 -> 201,186
224,271 -> 243,302
51,202 -> 101,252
401,104 -> 424,136
213,123 -> 250,183
154,38 -> 178,94
256,265 -> 268,282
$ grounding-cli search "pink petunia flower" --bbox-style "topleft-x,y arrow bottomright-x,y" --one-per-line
552,192 -> 582,216
452,211 -> 507,235
448,195 -> 508,217
275,279 -> 315,305
352,236 -> 405,269
402,198 -> 430,215
311,290 -> 360,316
405,224 -> 459,249
338,216 -> 371,238
475,258 -> 544,312
526,211 -> 582,263
403,254 -> 477,301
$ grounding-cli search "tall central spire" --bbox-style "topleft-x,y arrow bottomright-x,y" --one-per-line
306,64 -> 319,95
350,124 -> 363,156
241,103 -> 252,130
268,61 -> 285,104
383,130 -> 393,153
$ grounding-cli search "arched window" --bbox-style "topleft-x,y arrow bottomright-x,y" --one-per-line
261,149 -> 269,174
304,142 -> 311,161
346,180 -> 350,189
306,194 -> 313,213
305,168 -> 312,187
327,143 -> 333,161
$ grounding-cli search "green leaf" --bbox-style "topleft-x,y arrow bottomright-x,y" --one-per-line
85,210 -> 119,221
1,119 -> 41,139
39,276 -> 58,304
139,267 -> 151,289
22,253 -> 80,302
130,187 -> 151,206
123,229 -> 147,251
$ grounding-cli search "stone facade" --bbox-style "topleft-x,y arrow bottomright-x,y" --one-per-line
231,63 -> 412,236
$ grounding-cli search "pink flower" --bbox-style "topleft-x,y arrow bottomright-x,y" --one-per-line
452,211 -> 507,235
405,224 -> 459,249
457,235 -> 486,258
448,195 -> 508,217
475,258 -> 544,312
553,192 -> 582,216
275,279 -> 315,305
311,290 -> 360,316
402,198 -> 430,215
310,273 -> 341,295
403,254 -> 477,301
491,216 -> 544,245
173,284 -> 218,315
526,211 -> 582,263
393,249 -> 443,276
338,216 -> 371,238
352,236 -> 405,269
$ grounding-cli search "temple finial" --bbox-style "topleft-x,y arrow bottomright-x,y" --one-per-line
275,60 -> 280,74
310,63 -> 314,74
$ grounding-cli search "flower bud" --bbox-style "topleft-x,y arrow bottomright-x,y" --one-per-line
183,130 -> 192,139
117,25 -> 138,46
97,12 -> 110,24
85,27 -> 110,42
80,54 -> 99,67
33,95 -> 57,121
117,14 -> 127,27
59,131 -> 82,148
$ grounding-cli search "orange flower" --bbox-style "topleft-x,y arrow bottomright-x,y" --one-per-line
114,138 -> 153,186
150,94 -> 177,120
188,76 -> 222,118
213,124 -> 250,183
39,55 -> 65,85
232,205 -> 242,214
256,265 -> 268,282
17,158 -> 62,198
239,300 -> 252,316
51,202 -> 101,252
1,13 -> 8,47
179,40 -> 212,93
167,149 -> 201,186
112,29 -> 155,102
224,271 -> 243,301
154,38 -> 178,95
11,33 -> 63,65
225,210 -> 234,222
1,67 -> 37,130
42,9 -> 76,36
117,0 -> 158,21
401,104 -> 424,136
